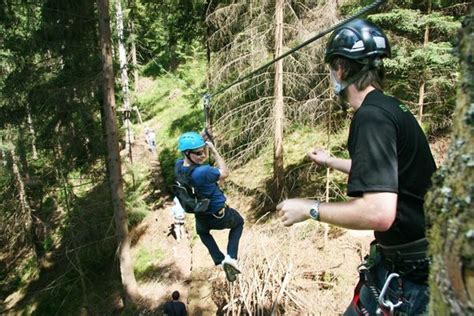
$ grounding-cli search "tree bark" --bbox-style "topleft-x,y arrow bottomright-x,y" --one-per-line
272,0 -> 285,200
425,9 -> 474,314
96,0 -> 140,305
418,0 -> 431,124
115,0 -> 134,160
9,142 -> 33,243
130,23 -> 139,89
26,104 -> 38,160
128,0 -> 139,89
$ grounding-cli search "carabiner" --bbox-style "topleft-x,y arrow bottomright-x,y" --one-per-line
378,273 -> 403,315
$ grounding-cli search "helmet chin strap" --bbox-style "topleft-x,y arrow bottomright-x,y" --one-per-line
334,63 -> 372,96
184,151 -> 198,165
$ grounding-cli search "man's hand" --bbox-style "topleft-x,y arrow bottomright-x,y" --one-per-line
277,198 -> 313,226
307,147 -> 330,167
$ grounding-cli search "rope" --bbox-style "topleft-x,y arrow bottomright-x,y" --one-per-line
209,0 -> 386,99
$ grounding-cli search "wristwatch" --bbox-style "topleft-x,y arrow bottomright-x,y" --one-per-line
309,201 -> 321,221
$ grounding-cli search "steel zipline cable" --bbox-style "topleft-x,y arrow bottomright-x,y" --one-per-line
206,0 -> 386,101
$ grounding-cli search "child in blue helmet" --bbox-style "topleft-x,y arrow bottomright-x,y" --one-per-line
175,131 -> 244,282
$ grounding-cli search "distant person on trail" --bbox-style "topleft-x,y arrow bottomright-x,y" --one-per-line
277,19 -> 436,315
175,131 -> 244,282
145,127 -> 156,153
171,197 -> 186,242
163,290 -> 187,316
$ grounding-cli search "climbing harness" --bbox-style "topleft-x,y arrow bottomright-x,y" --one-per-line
352,244 -> 382,315
352,237 -> 430,315
377,238 -> 430,284
353,269 -> 403,316
212,205 -> 227,219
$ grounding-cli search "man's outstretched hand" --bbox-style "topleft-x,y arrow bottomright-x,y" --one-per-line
277,199 -> 312,226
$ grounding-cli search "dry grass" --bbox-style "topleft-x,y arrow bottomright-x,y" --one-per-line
210,216 -> 372,315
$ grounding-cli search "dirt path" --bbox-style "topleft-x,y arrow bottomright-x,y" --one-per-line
131,201 -> 193,309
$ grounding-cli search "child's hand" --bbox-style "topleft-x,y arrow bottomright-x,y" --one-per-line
206,141 -> 216,152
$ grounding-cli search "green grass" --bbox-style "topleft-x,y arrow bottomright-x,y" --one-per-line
137,56 -> 207,147
134,246 -> 164,279
135,56 -> 208,189
229,122 -> 349,193
122,161 -> 154,227
15,256 -> 39,288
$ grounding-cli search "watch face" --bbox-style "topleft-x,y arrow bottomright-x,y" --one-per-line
310,208 -> 318,220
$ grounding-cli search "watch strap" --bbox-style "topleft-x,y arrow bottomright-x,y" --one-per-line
310,201 -> 321,221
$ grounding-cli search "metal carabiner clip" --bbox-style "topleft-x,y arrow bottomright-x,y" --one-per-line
378,273 -> 403,315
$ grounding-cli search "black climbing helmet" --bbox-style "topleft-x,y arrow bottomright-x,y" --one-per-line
324,18 -> 391,64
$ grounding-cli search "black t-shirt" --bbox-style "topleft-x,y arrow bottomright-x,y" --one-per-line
347,90 -> 436,246
163,300 -> 187,316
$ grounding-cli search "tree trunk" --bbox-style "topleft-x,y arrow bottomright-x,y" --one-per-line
96,0 -> 140,305
272,0 -> 284,200
115,0 -> 134,161
418,78 -> 425,123
26,104 -> 38,160
418,0 -> 431,124
425,9 -> 474,314
9,142 -> 33,243
130,23 -> 139,89
128,0 -> 139,89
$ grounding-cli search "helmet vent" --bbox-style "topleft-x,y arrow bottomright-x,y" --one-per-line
374,36 -> 387,49
351,40 -> 365,51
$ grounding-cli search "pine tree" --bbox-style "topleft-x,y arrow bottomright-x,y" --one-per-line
97,0 -> 140,305
343,0 -> 468,134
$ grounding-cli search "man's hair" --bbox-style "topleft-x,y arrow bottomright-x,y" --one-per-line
329,56 -> 385,91
172,290 -> 180,300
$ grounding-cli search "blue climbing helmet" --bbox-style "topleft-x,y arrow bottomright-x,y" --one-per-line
177,132 -> 205,152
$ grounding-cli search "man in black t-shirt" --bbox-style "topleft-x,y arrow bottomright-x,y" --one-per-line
277,19 -> 436,315
163,290 -> 187,316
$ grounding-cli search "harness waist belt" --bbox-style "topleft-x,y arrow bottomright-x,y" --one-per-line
216,204 -> 228,215
210,204 -> 228,219
377,238 -> 428,262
